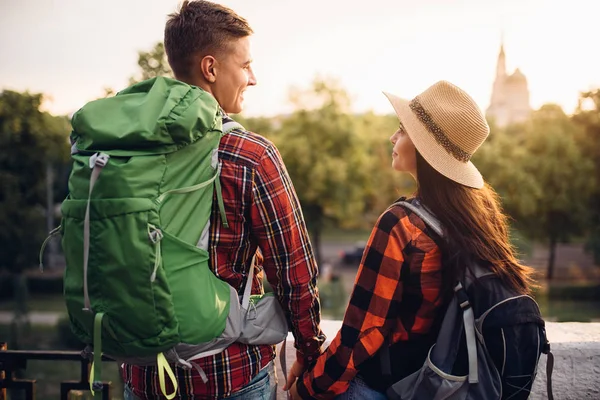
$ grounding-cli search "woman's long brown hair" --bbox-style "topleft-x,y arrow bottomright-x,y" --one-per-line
415,152 -> 536,296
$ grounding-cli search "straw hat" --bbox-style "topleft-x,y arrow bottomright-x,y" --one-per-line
383,80 -> 489,189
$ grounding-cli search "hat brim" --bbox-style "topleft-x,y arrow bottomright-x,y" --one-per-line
383,91 -> 484,189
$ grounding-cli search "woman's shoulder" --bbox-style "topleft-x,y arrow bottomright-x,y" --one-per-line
384,196 -> 420,220
383,197 -> 439,240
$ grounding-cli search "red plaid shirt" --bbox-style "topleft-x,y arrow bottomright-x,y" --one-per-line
124,114 -> 325,399
297,202 -> 444,399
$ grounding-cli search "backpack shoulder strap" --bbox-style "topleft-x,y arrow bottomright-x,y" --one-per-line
394,200 -> 493,283
391,199 -> 444,238
222,121 -> 245,135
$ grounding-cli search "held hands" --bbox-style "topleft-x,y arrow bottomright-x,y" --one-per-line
283,360 -> 304,400
288,381 -> 300,400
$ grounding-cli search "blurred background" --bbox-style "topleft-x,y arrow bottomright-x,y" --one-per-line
1,0 -> 599,398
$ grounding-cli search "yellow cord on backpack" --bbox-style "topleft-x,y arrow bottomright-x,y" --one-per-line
89,312 -> 104,399
157,352 -> 178,399
89,361 -> 95,394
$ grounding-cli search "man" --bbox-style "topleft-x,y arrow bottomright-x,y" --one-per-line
122,1 -> 325,399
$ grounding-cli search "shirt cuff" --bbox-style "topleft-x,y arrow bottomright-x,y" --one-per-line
296,340 -> 321,369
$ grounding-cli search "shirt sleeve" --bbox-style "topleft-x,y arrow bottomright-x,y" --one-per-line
297,207 -> 414,399
250,142 -> 325,365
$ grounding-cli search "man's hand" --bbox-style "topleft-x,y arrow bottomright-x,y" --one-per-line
283,360 -> 304,391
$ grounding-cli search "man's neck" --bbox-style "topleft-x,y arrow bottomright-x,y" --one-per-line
176,75 -> 213,95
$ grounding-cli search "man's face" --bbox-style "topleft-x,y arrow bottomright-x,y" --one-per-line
212,36 -> 257,114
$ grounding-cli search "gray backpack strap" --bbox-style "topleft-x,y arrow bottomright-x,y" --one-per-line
546,350 -> 555,400
222,121 -> 244,135
240,253 -> 256,312
391,200 -> 443,237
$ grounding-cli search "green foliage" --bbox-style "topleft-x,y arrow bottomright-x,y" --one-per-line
477,104 -> 594,277
268,79 -> 374,262
278,80 -> 369,220
129,42 -> 173,85
234,114 -> 276,137
474,121 -> 541,218
0,91 -> 71,272
517,105 -> 594,242
572,89 -> 600,264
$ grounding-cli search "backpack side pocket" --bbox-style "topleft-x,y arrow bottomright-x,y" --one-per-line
238,293 -> 288,345
160,229 -> 233,344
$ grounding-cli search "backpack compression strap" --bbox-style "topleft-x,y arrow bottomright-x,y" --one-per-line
546,345 -> 554,400
81,153 -> 111,399
83,152 -> 110,312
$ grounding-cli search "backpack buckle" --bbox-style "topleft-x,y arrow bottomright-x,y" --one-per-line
89,152 -> 110,169
454,282 -> 471,310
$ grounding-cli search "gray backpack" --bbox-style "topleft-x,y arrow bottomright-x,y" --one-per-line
386,200 -> 554,400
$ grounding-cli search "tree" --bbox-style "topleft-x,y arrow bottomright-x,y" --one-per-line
572,90 -> 600,265
271,79 -> 371,265
477,105 -> 594,279
474,120 -> 542,221
129,42 -> 173,85
0,91 -> 71,273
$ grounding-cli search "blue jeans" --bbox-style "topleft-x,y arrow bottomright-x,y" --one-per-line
334,375 -> 387,400
124,361 -> 277,399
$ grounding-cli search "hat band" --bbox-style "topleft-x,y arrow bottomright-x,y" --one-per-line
409,97 -> 472,162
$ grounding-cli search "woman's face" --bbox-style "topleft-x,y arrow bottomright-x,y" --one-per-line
390,123 -> 417,176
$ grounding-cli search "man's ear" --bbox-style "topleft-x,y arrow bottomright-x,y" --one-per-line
200,55 -> 217,83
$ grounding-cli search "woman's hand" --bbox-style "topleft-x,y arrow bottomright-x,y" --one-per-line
289,380 -> 301,400
283,360 -> 304,391
283,360 -> 304,399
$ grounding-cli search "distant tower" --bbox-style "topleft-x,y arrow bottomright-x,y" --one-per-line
486,40 -> 531,127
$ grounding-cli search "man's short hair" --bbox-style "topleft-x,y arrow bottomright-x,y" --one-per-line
164,0 -> 253,78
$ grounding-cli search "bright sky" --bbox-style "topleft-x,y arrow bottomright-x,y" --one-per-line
1,0 -> 598,117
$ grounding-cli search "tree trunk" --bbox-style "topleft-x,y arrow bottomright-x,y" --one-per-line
310,223 -> 323,270
547,236 -> 557,280
304,204 -> 324,271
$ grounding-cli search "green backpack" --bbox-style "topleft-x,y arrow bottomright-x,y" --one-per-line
40,77 -> 287,399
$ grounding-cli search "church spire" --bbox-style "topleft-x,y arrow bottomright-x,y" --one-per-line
496,35 -> 506,78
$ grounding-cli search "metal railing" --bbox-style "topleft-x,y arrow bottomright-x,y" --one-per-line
0,342 -> 111,400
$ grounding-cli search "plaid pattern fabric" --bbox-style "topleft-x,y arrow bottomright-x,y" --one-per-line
297,202 -> 444,399
124,114 -> 325,399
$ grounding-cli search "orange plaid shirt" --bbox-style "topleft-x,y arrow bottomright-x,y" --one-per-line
297,200 -> 444,398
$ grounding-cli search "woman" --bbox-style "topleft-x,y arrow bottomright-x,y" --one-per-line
285,80 -> 536,399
